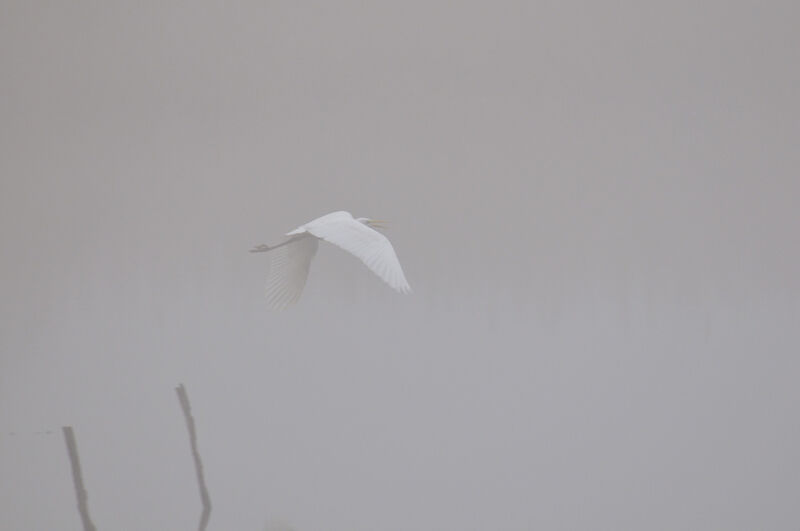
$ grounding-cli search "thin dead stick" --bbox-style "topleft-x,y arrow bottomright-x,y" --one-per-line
176,384 -> 211,531
62,426 -> 97,531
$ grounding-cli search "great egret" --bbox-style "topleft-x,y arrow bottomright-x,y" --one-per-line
250,211 -> 411,309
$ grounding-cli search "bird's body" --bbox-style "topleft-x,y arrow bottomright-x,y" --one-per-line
251,211 -> 410,309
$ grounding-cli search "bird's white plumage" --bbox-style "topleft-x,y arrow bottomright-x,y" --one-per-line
262,235 -> 319,310
253,211 -> 410,309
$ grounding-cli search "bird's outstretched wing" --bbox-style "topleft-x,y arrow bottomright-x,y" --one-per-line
253,235 -> 319,310
302,214 -> 411,293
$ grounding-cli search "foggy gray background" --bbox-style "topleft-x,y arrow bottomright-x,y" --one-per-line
2,2 -> 799,530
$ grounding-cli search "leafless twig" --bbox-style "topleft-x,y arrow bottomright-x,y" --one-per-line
176,384 -> 211,531
62,426 -> 97,531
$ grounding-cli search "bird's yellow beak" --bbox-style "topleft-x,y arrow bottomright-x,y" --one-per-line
369,219 -> 388,229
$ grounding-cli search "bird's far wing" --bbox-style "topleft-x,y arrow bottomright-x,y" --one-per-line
263,234 -> 319,310
305,216 -> 411,293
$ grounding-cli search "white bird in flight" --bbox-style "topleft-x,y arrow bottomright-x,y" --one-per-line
250,211 -> 411,309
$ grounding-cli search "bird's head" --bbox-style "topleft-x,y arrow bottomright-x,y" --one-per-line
356,217 -> 387,230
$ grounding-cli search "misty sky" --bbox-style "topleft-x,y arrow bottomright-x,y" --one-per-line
2,2 -> 799,530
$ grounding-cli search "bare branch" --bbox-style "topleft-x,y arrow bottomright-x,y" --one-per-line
62,426 -> 97,531
176,384 -> 212,531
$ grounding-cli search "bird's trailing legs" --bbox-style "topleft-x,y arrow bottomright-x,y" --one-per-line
249,235 -> 305,253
